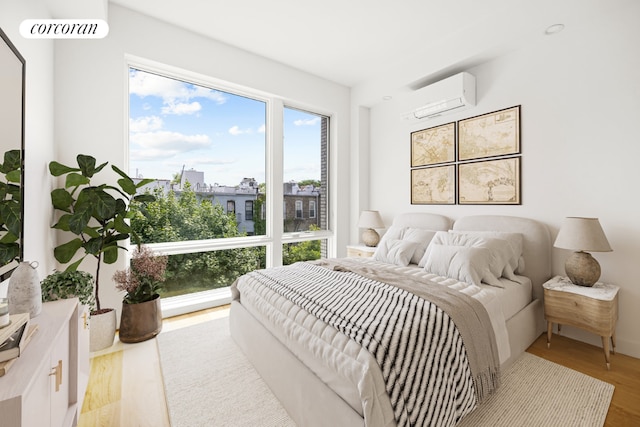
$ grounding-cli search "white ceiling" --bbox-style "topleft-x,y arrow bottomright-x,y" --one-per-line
51,0 -> 610,102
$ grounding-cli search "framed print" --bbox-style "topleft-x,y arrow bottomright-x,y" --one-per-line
411,122 -> 455,167
411,165 -> 455,205
458,157 -> 521,205
458,105 -> 520,161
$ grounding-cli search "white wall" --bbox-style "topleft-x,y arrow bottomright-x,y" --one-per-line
357,2 -> 640,357
0,0 -> 57,286
52,5 -> 351,314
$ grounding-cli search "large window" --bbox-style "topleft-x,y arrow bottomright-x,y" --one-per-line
128,65 -> 330,304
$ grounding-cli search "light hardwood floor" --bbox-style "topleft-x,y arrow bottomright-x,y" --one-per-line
79,306 -> 640,427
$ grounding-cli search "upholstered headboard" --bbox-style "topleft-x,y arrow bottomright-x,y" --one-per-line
391,212 -> 452,231
453,215 -> 552,301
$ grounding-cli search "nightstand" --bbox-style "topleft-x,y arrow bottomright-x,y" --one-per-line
543,275 -> 619,369
346,244 -> 376,258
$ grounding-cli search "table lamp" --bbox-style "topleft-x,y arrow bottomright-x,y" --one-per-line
358,210 -> 385,247
553,217 -> 612,286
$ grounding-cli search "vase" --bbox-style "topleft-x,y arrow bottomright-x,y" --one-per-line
89,308 -> 117,352
118,294 -> 162,343
8,261 -> 42,318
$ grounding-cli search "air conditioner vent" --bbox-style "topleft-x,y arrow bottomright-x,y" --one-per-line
401,72 -> 476,122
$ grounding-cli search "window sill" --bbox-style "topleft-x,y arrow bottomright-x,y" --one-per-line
160,287 -> 232,318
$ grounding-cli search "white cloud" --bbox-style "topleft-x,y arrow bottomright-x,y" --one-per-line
229,126 -> 253,136
130,131 -> 211,160
130,116 -> 163,132
257,124 -> 266,133
129,69 -> 227,116
293,117 -> 320,126
161,101 -> 202,115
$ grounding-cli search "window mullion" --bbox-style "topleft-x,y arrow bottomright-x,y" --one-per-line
268,98 -> 284,268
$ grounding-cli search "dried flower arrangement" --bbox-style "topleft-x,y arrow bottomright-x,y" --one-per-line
113,245 -> 168,305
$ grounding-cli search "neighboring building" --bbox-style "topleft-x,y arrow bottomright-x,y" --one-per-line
135,174 -> 321,235
283,181 -> 320,232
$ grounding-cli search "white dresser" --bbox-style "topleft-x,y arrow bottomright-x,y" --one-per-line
0,299 -> 89,427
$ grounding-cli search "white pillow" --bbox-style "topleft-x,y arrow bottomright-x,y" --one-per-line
402,228 -> 437,265
375,225 -> 405,250
424,244 -> 503,288
373,239 -> 418,267
449,230 -> 524,274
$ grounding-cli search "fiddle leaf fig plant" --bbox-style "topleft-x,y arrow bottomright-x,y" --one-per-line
49,154 -> 155,312
0,149 -> 22,266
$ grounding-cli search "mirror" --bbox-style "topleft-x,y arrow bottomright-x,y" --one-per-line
0,27 -> 25,280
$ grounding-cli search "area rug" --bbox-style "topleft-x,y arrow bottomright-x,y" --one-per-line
157,316 -> 614,427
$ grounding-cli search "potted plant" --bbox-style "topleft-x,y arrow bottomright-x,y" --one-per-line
41,270 -> 95,310
41,269 -> 95,335
113,244 -> 167,343
49,154 -> 155,351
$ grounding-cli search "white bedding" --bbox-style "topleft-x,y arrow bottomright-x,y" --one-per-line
495,276 -> 532,320
232,257 -> 525,427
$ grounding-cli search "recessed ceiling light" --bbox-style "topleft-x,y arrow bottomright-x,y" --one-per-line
382,95 -> 393,101
545,24 -> 565,35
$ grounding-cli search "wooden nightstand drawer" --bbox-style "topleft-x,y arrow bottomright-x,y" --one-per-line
346,245 -> 375,258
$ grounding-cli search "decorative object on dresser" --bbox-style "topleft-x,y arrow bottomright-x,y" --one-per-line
7,261 -> 41,317
357,210 -> 385,247
346,244 -> 376,258
0,320 -> 29,363
41,269 -> 95,310
553,217 -> 612,286
113,245 -> 167,343
543,275 -> 619,369
0,323 -> 38,376
49,154 -> 156,351
0,312 -> 28,344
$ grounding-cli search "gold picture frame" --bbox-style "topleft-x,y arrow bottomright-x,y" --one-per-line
458,106 -> 520,161
458,157 -> 521,205
411,165 -> 455,205
410,122 -> 455,167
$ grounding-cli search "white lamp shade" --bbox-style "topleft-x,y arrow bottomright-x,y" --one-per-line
358,210 -> 384,229
553,217 -> 612,252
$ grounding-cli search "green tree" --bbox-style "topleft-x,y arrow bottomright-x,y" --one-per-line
297,179 -> 321,188
130,184 -> 263,297
282,225 -> 321,265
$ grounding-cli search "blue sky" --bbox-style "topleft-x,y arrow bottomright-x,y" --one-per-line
128,68 -> 322,186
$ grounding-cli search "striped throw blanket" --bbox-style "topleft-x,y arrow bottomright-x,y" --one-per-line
244,260 -> 500,427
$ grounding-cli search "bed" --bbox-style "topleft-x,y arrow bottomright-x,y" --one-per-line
229,213 -> 550,427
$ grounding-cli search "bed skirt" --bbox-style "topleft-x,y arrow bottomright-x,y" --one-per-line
230,300 -> 370,427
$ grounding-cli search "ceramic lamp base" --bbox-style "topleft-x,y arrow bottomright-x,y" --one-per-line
565,251 -> 601,287
362,229 -> 380,247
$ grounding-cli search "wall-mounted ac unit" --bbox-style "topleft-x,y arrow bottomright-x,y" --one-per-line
401,72 -> 476,122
